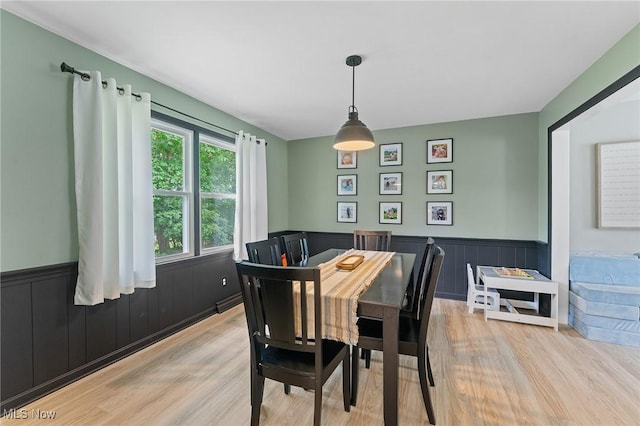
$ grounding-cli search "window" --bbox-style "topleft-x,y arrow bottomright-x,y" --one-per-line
199,135 -> 236,251
151,113 -> 235,261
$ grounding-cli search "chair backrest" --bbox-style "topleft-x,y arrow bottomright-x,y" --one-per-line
235,262 -> 322,361
466,263 -> 476,287
407,237 -> 436,317
418,246 -> 444,344
246,237 -> 282,266
281,232 -> 310,265
353,230 -> 392,251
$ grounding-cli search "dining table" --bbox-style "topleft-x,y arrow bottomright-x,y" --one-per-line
304,248 -> 416,426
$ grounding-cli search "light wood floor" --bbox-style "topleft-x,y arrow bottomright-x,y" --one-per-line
3,299 -> 639,425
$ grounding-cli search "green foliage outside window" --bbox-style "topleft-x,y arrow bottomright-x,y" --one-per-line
152,129 -> 184,191
151,127 -> 236,258
201,198 -> 235,248
200,142 -> 235,194
200,142 -> 236,249
152,129 -> 186,256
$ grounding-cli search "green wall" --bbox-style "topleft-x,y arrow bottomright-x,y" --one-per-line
287,112 -> 539,240
3,10 -> 637,272
0,11 -> 288,271
537,24 -> 640,242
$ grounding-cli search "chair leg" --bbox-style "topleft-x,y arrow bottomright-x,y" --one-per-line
250,372 -> 265,426
417,350 -> 436,425
360,348 -> 373,368
351,346 -> 359,406
343,352 -> 351,412
427,346 -> 435,387
468,292 -> 476,313
313,383 -> 323,426
284,383 -> 291,394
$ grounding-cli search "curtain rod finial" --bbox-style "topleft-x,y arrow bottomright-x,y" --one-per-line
60,62 -> 74,73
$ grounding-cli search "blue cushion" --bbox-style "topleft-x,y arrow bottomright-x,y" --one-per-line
570,281 -> 640,306
569,291 -> 639,321
569,255 -> 640,286
569,305 -> 640,347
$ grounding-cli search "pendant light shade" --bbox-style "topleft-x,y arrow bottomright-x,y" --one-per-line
333,55 -> 375,151
334,109 -> 376,151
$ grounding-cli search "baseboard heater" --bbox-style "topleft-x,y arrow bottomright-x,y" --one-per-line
216,293 -> 243,313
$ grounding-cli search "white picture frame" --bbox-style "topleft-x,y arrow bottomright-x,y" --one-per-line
380,172 -> 402,195
597,140 -> 640,228
427,138 -> 453,163
337,150 -> 357,169
379,202 -> 402,224
427,201 -> 453,225
337,202 -> 357,222
380,143 -> 403,166
427,170 -> 453,194
337,174 -> 357,196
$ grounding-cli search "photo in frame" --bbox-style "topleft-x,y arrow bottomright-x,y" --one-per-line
379,202 -> 402,224
380,172 -> 402,195
427,138 -> 453,163
337,201 -> 357,223
337,150 -> 357,169
427,201 -> 453,225
337,174 -> 357,195
427,170 -> 453,194
380,143 -> 403,166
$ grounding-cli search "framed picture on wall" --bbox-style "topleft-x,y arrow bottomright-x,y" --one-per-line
427,138 -> 453,163
379,202 -> 402,224
427,170 -> 453,194
597,140 -> 640,228
380,172 -> 402,195
380,143 -> 403,166
427,201 -> 453,225
337,150 -> 357,169
337,174 -> 357,195
337,202 -> 357,223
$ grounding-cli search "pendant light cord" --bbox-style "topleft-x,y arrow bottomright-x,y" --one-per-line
350,61 -> 357,113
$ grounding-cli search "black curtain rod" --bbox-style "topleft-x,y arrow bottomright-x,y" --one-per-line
60,62 -> 244,138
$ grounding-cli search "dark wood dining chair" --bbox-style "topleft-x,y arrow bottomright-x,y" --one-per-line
361,237 -> 436,371
246,237 -> 283,266
351,246 -> 444,425
235,261 -> 351,426
245,237 -> 291,393
353,229 -> 392,364
402,237 -> 436,319
353,229 -> 392,251
281,232 -> 310,265
400,237 -> 437,388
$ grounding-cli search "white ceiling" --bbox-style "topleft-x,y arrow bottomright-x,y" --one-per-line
3,1 -> 639,141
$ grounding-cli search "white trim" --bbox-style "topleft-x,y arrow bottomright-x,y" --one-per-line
551,128 -> 570,324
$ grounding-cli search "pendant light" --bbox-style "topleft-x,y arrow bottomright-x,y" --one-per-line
333,55 -> 376,151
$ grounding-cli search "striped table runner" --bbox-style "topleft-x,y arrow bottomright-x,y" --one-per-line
295,249 -> 395,345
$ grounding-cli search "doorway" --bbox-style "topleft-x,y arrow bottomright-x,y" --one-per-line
549,70 -> 640,324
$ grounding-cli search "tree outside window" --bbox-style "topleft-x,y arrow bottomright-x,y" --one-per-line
151,125 -> 192,258
199,137 -> 236,251
151,114 -> 236,261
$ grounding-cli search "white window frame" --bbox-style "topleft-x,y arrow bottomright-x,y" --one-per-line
151,119 -> 194,264
199,134 -> 237,254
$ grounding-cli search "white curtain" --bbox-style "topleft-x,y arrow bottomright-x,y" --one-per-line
73,71 -> 156,306
234,131 -> 268,260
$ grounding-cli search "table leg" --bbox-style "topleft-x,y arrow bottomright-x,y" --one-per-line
552,293 -> 559,331
382,306 -> 399,426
